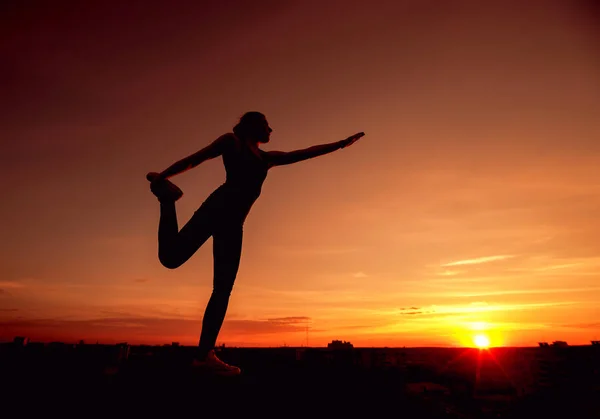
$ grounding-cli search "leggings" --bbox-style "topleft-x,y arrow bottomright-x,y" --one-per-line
157,193 -> 244,359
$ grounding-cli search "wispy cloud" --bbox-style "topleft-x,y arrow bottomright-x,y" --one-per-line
436,270 -> 462,276
269,245 -> 361,257
531,263 -> 586,271
335,324 -> 387,330
0,281 -> 26,289
561,322 -> 600,330
266,316 -> 311,324
440,255 -> 515,267
430,301 -> 574,314
439,286 -> 600,298
0,315 -> 314,343
399,307 -> 431,315
383,301 -> 575,317
507,257 -> 600,274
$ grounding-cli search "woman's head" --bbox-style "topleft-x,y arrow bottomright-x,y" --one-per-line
233,111 -> 272,143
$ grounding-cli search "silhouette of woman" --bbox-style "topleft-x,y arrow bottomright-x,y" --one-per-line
147,112 -> 364,375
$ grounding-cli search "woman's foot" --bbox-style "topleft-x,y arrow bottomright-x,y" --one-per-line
192,350 -> 241,376
147,172 -> 183,202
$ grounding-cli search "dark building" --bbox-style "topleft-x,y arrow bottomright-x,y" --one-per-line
328,340 -> 354,349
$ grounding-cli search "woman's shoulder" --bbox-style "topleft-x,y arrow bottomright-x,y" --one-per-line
218,132 -> 242,153
218,132 -> 236,143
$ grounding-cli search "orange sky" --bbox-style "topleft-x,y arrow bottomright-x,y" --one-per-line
1,0 -> 599,347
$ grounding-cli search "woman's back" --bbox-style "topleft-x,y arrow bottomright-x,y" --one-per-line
221,133 -> 268,195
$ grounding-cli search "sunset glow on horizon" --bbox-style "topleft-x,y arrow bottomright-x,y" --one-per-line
474,334 -> 491,349
2,0 -> 599,348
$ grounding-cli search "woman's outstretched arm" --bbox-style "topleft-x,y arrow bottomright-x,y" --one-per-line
153,134 -> 232,180
266,132 -> 364,168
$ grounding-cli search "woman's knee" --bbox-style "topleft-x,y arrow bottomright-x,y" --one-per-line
158,249 -> 184,270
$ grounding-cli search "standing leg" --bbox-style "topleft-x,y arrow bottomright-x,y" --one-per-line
197,225 -> 244,361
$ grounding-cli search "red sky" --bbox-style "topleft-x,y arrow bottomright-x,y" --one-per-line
1,0 -> 599,347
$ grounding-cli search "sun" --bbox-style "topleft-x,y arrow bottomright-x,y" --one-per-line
473,334 -> 490,348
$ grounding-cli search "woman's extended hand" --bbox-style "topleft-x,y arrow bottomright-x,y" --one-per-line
340,132 -> 365,149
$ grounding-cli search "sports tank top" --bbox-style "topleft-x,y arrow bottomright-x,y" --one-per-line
221,133 -> 268,197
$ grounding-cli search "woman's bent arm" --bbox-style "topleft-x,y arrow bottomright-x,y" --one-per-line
157,134 -> 232,179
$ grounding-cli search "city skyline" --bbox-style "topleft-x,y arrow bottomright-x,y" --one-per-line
2,0 -> 599,348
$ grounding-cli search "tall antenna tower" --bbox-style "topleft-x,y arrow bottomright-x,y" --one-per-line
306,323 -> 309,347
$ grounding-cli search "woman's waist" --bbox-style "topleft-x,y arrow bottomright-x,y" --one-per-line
207,183 -> 262,203
220,181 -> 262,197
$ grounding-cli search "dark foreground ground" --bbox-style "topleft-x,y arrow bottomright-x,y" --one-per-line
3,344 -> 600,418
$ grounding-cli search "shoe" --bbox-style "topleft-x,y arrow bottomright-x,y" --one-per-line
147,172 -> 183,202
192,350 -> 241,376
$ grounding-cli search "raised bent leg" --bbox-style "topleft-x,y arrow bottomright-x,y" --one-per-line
197,225 -> 243,359
157,202 -> 213,269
